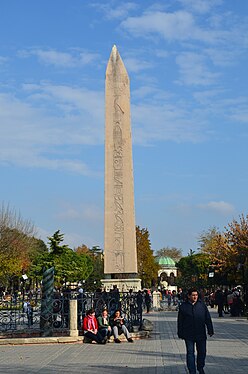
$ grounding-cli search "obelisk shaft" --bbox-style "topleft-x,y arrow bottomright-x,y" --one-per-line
104,45 -> 138,275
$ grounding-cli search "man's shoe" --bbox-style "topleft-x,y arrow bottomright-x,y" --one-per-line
198,369 -> 205,374
127,338 -> 134,342
114,338 -> 121,343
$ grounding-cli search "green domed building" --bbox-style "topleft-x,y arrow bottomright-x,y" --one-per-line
156,256 -> 178,292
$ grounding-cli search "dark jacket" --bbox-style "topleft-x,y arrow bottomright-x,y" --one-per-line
177,299 -> 214,341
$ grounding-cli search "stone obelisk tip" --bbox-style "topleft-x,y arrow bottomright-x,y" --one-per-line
111,44 -> 118,64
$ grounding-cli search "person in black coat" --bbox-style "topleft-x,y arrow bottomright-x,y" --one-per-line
214,288 -> 224,317
177,288 -> 214,374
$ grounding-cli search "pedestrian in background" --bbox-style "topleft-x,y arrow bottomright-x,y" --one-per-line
144,289 -> 151,313
177,287 -> 214,374
215,288 -> 224,317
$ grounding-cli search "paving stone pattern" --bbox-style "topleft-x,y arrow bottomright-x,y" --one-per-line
0,309 -> 247,373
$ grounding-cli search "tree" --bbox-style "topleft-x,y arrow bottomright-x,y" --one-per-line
75,245 -> 104,290
0,203 -> 37,289
176,252 -> 210,289
136,226 -> 159,288
28,231 -> 94,287
198,226 -> 230,268
47,230 -> 70,254
198,226 -> 238,284
225,214 -> 248,285
156,246 -> 183,261
75,244 -> 90,255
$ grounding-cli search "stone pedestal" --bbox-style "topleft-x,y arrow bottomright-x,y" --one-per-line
101,278 -> 141,292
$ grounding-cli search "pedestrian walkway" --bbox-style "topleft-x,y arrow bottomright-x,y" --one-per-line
0,309 -> 247,373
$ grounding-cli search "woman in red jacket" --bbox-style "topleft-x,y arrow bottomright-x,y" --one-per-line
83,308 -> 106,344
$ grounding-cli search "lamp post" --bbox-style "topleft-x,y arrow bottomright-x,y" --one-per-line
22,274 -> 28,301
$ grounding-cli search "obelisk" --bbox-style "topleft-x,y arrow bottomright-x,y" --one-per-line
102,45 -> 141,291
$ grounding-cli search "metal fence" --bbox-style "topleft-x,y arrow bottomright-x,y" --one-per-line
0,291 -> 143,338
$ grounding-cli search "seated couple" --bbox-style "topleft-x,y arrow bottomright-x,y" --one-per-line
83,308 -> 133,344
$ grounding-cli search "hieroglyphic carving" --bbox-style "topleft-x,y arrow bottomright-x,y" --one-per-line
112,94 -> 125,272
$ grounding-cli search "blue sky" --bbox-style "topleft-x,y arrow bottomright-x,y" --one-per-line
0,0 -> 247,255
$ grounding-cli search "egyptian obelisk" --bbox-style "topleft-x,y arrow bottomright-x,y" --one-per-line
102,45 -> 141,291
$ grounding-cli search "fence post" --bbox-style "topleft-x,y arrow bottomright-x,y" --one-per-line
69,299 -> 78,337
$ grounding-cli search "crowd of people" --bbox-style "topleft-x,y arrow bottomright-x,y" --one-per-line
207,287 -> 244,317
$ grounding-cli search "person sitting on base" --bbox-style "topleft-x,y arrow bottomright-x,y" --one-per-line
111,310 -> 133,343
83,308 -> 106,344
97,309 -> 112,341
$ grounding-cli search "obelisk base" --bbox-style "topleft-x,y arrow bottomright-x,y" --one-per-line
101,278 -> 141,292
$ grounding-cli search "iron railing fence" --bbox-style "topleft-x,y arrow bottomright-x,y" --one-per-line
0,291 -> 144,337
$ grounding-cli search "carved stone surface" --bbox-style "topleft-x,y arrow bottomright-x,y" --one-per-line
104,45 -> 138,275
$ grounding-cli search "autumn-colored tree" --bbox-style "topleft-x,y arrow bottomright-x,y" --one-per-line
198,225 -> 246,284
75,244 -> 90,255
0,204 -> 37,289
156,246 -> 183,261
136,226 -> 159,288
198,226 -> 231,271
224,214 -> 248,284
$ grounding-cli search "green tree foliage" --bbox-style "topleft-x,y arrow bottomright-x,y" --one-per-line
29,231 -> 94,286
136,226 -> 159,288
156,246 -> 183,261
176,252 -> 210,289
75,245 -> 104,290
47,230 -> 70,254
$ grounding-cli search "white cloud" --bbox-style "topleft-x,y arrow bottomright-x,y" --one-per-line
175,52 -> 219,85
193,93 -> 248,124
132,100 -> 207,144
0,84 -> 104,175
57,203 -> 103,223
0,56 -> 8,65
91,1 -> 138,20
121,10 -> 222,44
198,201 -> 235,214
18,48 -> 100,68
204,48 -> 236,67
124,57 -> 153,73
178,0 -> 223,14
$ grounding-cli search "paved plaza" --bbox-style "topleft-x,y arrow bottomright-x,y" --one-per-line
0,309 -> 247,373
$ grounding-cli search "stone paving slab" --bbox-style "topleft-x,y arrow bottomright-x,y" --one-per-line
0,309 -> 247,373
0,331 -> 149,345
0,336 -> 84,345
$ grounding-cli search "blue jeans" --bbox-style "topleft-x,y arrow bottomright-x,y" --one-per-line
185,339 -> 206,373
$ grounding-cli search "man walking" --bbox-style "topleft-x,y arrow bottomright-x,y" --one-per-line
177,288 -> 214,374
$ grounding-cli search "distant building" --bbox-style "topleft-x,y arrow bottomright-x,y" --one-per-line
156,257 -> 178,292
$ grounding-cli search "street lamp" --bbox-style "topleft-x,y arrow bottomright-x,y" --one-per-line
22,274 -> 28,300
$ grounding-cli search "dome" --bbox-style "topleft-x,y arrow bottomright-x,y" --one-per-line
157,256 -> 176,267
